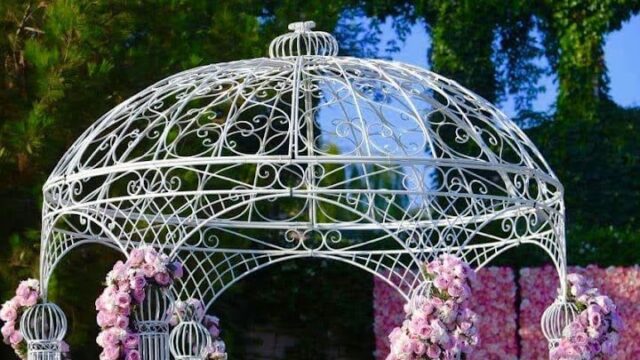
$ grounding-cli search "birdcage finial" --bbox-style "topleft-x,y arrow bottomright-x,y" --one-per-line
288,21 -> 315,32
269,20 -> 338,57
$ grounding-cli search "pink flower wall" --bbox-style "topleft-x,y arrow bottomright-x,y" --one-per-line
373,267 -> 518,360
373,266 -> 640,359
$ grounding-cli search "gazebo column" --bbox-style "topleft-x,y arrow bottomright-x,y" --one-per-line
133,286 -> 174,360
20,303 -> 67,360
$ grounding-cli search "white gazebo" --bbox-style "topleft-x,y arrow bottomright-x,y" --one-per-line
31,21 -> 571,359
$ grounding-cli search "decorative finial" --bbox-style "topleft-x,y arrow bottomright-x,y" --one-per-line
269,20 -> 338,57
288,21 -> 316,33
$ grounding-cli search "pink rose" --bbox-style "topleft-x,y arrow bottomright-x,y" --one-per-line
416,322 -> 432,339
459,321 -> 472,332
115,315 -> 129,329
426,344 -> 441,358
95,296 -> 106,311
16,282 -> 32,297
102,329 -> 121,347
123,333 -> 139,349
111,261 -> 129,280
573,331 -> 588,346
433,275 -> 450,291
411,339 -> 425,355
100,345 -> 120,360
142,263 -> 156,278
1,321 -> 15,339
116,292 -> 131,308
129,249 -> 145,267
154,272 -> 171,286
130,275 -> 146,291
132,289 -> 145,304
425,261 -> 440,274
8,331 -> 22,346
97,311 -> 117,327
125,349 -> 141,360
0,301 -> 18,322
588,311 -> 602,328
186,299 -> 205,320
144,249 -> 158,265
447,280 -> 464,298
19,292 -> 39,307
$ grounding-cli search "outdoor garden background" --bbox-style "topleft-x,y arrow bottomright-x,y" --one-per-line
0,1 -> 638,359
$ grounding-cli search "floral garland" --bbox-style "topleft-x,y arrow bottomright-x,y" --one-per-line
387,255 -> 479,360
170,298 -> 227,360
95,247 -> 183,360
550,273 -> 622,360
0,279 -> 70,359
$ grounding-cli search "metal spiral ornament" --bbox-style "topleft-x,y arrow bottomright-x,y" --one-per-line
20,303 -> 67,360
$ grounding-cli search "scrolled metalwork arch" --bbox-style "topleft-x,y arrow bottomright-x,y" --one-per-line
39,211 -> 128,297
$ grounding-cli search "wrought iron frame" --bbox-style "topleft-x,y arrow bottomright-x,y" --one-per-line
34,20 -> 569,356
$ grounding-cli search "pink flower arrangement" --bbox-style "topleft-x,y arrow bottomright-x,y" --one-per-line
96,246 -> 183,360
386,255 -> 480,360
550,273 -> 622,360
0,279 -> 70,359
374,267 -> 519,360
169,298 -> 227,360
519,266 -> 640,359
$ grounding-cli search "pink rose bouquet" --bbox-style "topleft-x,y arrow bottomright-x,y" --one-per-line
550,273 -> 622,360
1,279 -> 70,359
96,246 -> 183,360
387,255 -> 479,360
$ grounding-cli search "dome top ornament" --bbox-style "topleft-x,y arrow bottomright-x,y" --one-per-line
269,21 -> 339,57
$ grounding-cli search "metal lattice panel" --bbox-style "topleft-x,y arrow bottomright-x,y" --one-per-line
39,21 -> 566,306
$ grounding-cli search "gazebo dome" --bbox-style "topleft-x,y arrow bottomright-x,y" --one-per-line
40,21 -> 566,307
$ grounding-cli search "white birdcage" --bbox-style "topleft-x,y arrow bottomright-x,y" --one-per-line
132,285 -> 174,360
20,303 -> 67,360
541,298 -> 580,349
34,20 -> 569,358
169,321 -> 211,360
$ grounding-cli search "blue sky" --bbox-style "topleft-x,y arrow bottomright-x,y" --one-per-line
377,15 -> 640,117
